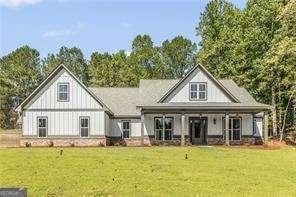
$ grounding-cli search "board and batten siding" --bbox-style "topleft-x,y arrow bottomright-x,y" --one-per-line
168,69 -> 232,103
110,119 -> 141,137
22,111 -> 105,136
25,70 -> 102,110
22,68 -> 107,137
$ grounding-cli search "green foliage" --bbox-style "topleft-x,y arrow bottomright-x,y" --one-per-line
42,46 -> 88,84
0,46 -> 42,128
1,147 -> 296,196
196,0 -> 295,133
162,36 -> 197,78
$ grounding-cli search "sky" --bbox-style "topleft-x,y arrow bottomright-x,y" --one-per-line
0,0 -> 246,59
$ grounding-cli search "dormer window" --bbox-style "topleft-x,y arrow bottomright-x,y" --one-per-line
189,83 -> 207,100
57,83 -> 69,102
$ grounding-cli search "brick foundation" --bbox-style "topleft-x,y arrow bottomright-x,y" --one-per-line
108,135 -> 191,146
20,138 -> 107,147
19,136 -> 263,147
207,136 -> 263,145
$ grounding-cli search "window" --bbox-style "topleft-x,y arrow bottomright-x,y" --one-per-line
57,83 -> 69,102
122,121 -> 130,138
154,117 -> 173,140
80,117 -> 89,137
189,83 -> 207,100
38,117 -> 47,138
222,117 -> 241,141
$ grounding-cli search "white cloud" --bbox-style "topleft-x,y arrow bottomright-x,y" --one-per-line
0,0 -> 43,8
120,21 -> 132,28
42,22 -> 85,38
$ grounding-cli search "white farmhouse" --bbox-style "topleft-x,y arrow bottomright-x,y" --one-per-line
17,64 -> 270,146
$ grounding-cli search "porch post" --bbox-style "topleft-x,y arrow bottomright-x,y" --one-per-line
162,114 -> 166,141
181,113 -> 185,146
225,112 -> 230,146
263,111 -> 269,143
141,112 -> 144,146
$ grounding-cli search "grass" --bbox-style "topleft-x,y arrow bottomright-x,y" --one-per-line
1,147 -> 296,196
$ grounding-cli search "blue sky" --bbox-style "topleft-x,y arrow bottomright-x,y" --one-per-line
0,0 -> 245,59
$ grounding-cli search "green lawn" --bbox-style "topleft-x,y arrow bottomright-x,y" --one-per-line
0,147 -> 296,196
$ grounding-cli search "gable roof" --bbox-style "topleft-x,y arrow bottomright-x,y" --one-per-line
16,65 -> 113,115
158,64 -> 240,103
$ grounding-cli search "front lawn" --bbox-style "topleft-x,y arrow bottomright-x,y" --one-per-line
0,147 -> 295,196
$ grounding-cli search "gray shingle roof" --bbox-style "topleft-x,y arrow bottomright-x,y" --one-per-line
89,79 -> 269,116
89,87 -> 140,116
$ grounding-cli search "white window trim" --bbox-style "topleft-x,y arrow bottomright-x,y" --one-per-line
122,120 -> 131,139
189,82 -> 207,101
57,82 -> 70,102
37,116 -> 47,138
80,116 -> 90,138
222,117 -> 242,141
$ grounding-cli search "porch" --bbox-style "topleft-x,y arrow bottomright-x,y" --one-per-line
138,104 -> 270,146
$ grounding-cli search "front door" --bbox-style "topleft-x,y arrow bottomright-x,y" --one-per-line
189,117 -> 207,145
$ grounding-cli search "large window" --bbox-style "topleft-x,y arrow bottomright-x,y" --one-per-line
189,83 -> 207,100
80,117 -> 89,137
122,121 -> 130,138
37,117 -> 47,138
154,117 -> 173,141
222,117 -> 241,141
57,83 -> 69,102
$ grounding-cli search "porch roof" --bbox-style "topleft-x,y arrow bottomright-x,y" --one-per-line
137,102 -> 271,113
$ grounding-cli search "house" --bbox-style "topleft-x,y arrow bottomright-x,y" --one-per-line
16,64 -> 271,147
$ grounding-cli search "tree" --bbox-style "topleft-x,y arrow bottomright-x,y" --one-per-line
260,0 -> 296,139
0,45 -> 42,128
87,52 -> 114,87
42,46 -> 88,84
196,0 -> 241,78
161,36 -> 197,78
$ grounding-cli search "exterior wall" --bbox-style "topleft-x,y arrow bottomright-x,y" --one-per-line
22,110 -> 105,137
21,68 -> 108,139
110,118 -> 141,137
253,117 -> 263,137
26,70 -> 102,110
168,69 -> 232,103
142,113 -> 254,137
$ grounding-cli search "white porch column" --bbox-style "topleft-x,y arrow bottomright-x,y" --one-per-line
162,114 -> 166,141
141,112 -> 144,146
263,112 -> 269,143
181,113 -> 186,146
225,113 -> 230,146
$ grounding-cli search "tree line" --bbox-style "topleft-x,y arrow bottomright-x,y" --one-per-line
0,0 -> 295,139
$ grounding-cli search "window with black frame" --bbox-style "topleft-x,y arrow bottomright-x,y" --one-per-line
38,117 -> 47,138
222,117 -> 241,141
80,117 -> 89,137
154,117 -> 173,140
122,121 -> 130,138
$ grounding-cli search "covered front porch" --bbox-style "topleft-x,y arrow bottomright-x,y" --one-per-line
138,104 -> 270,146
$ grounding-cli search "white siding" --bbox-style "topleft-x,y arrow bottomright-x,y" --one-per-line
26,70 -> 102,110
22,68 -> 107,137
23,111 -> 105,136
168,70 -> 231,103
110,119 -> 141,137
254,117 -> 263,137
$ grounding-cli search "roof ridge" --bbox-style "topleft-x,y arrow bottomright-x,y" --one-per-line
140,79 -> 179,81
